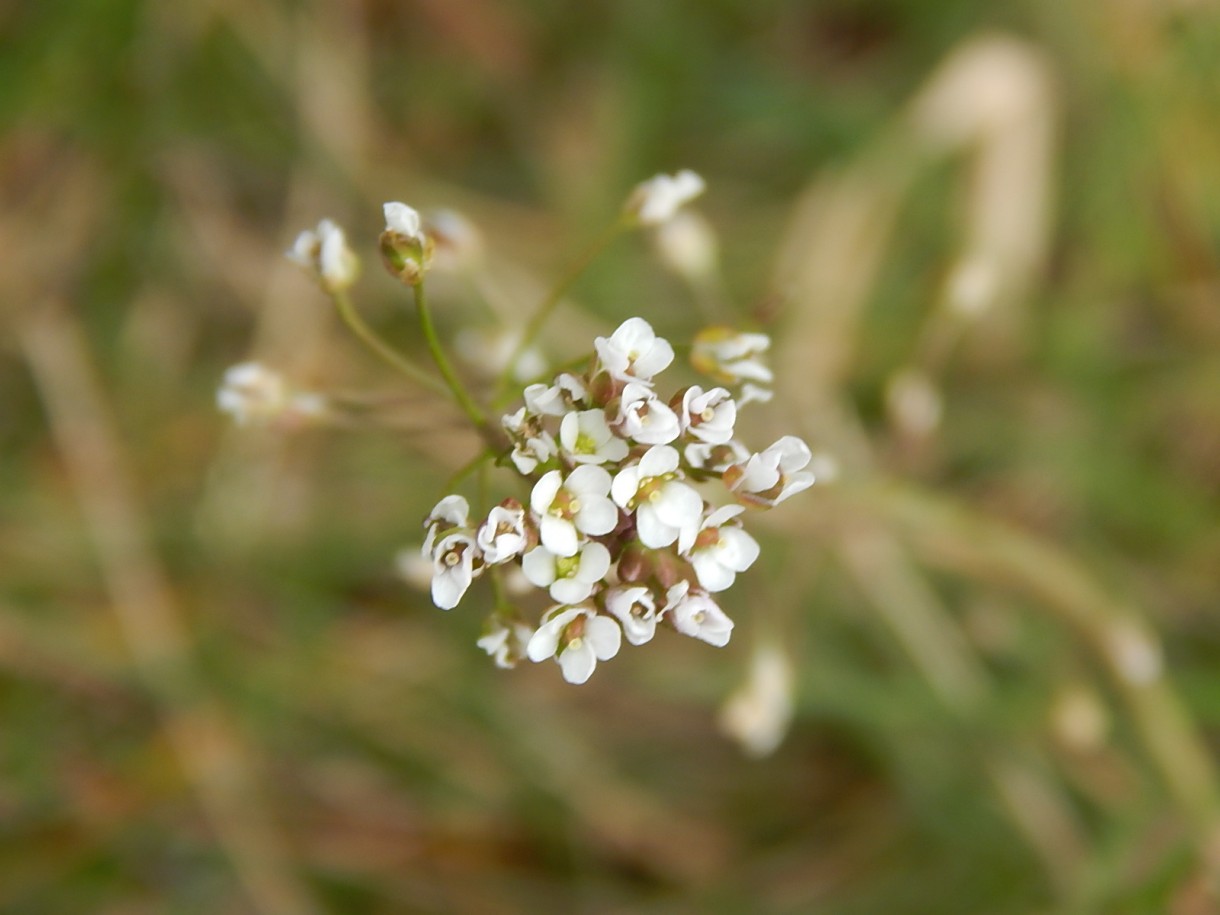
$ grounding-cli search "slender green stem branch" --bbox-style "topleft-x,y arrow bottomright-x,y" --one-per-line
413,281 -> 489,432
330,290 -> 448,397
496,217 -> 628,397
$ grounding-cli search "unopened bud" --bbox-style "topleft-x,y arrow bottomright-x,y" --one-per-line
379,201 -> 433,286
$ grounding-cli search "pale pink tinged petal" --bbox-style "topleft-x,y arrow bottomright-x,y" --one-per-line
566,464 -> 612,498
558,642 -> 597,684
550,578 -> 594,605
539,514 -> 579,557
574,497 -> 618,537
635,505 -> 678,548
692,553 -> 736,592
585,616 -> 623,660
610,466 -> 641,508
521,547 -> 558,587
653,482 -> 704,528
531,470 -> 562,514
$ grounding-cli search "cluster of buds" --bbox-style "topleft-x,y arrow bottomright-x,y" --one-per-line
419,316 -> 818,684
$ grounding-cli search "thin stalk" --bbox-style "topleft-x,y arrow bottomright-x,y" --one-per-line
412,281 -> 488,433
496,217 -> 627,398
330,289 -> 448,397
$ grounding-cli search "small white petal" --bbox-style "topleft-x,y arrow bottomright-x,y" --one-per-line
585,616 -> 622,660
574,497 -> 618,537
383,201 -> 423,240
522,547 -> 559,588
558,641 -> 597,684
539,515 -> 579,558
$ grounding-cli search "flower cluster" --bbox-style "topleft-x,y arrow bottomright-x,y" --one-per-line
418,317 -> 818,684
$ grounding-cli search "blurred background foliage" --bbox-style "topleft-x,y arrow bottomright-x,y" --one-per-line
2,0 -> 1220,912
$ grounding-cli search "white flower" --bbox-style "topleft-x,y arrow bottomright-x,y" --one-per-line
523,374 -> 588,416
559,409 -> 630,464
684,439 -> 751,473
217,362 -> 288,425
678,386 -> 736,445
383,201 -> 425,242
626,170 -> 706,226
686,505 -> 760,592
530,466 -> 619,557
603,586 -> 659,646
287,219 -> 358,291
719,644 -> 795,757
476,500 -> 528,564
430,532 -> 479,610
615,382 -> 681,445
527,605 -> 622,684
477,617 -> 533,669
422,494 -> 470,557
217,362 -> 325,427
502,408 -> 558,475
725,436 -> 816,507
610,445 -> 703,552
594,317 -> 674,385
522,541 -> 611,604
663,581 -> 734,647
691,328 -> 773,385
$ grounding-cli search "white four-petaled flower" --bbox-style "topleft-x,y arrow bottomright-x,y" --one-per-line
476,501 -> 528,564
527,605 -> 622,684
530,466 -> 619,557
559,409 -> 629,464
616,382 -> 682,445
686,505 -> 760,592
522,541 -> 612,604
603,585 -> 660,646
679,385 -> 737,445
610,445 -> 703,552
594,317 -> 674,385
663,581 -> 734,647
726,436 -> 817,507
430,532 -> 479,610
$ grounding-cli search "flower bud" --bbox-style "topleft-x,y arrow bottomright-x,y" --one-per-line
379,201 -> 433,285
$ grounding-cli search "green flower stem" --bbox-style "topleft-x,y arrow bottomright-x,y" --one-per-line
412,281 -> 489,434
496,216 -> 629,398
330,289 -> 448,398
